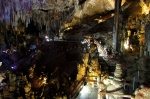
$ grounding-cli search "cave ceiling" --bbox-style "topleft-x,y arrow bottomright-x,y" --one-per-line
0,0 -> 150,36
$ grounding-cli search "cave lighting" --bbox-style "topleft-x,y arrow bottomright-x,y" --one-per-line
30,45 -> 36,49
0,62 -> 2,67
45,36 -> 49,39
80,85 -> 90,94
95,19 -> 104,23
46,38 -> 50,42
124,37 -> 129,49
140,0 -> 150,15
45,36 -> 50,41
11,65 -> 17,70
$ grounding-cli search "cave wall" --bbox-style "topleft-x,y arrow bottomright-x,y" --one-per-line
145,23 -> 150,56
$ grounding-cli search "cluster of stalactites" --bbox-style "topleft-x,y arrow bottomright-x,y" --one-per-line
0,0 -> 31,28
0,0 -> 75,31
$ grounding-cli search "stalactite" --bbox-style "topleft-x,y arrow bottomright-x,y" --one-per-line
26,16 -> 30,28
46,22 -> 48,32
74,0 -> 79,11
0,0 -> 75,34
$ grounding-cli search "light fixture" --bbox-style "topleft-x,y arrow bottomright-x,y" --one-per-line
45,36 -> 49,39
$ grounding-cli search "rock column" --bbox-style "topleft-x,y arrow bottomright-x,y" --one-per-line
105,63 -> 124,99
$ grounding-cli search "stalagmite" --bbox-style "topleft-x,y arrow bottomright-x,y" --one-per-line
105,63 -> 124,99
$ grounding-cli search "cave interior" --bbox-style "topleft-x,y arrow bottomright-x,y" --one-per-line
0,0 -> 150,99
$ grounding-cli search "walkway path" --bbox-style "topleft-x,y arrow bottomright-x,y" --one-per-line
76,85 -> 98,99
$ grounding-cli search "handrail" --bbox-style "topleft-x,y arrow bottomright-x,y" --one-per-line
69,76 -> 86,99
